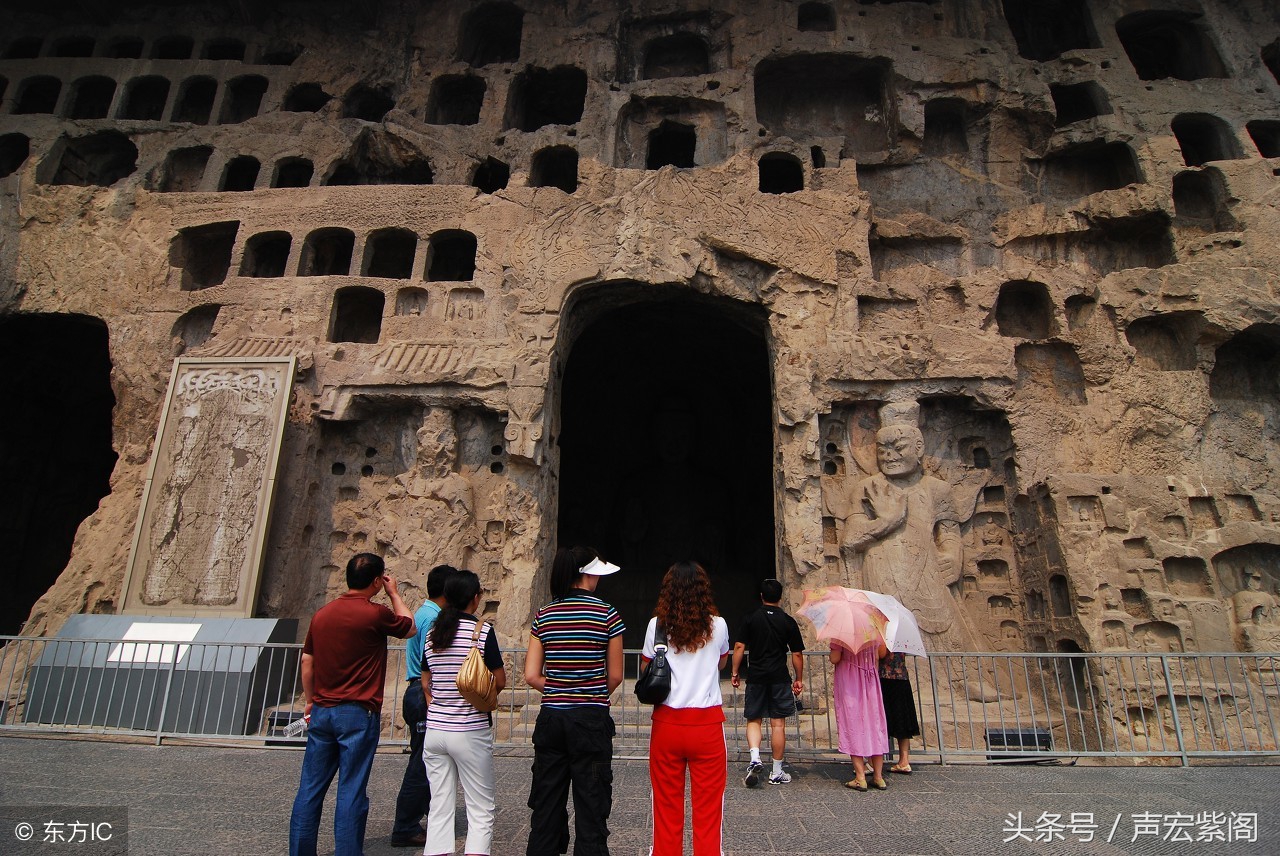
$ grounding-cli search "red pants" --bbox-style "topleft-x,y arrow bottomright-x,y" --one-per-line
648,705 -> 726,856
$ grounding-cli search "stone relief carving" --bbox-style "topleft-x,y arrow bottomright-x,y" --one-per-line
1230,567 -> 1280,652
826,401 -> 1008,699
122,358 -> 294,616
504,386 -> 545,464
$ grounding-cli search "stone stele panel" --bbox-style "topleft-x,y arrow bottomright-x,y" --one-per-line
119,357 -> 296,618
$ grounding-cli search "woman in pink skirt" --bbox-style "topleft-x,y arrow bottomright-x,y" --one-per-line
830,641 -> 890,791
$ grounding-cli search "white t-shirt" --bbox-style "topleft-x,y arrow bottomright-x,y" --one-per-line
642,616 -> 730,709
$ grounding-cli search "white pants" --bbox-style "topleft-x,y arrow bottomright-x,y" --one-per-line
423,727 -> 495,855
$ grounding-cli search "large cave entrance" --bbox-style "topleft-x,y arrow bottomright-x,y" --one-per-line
0,314 -> 117,634
556,287 -> 776,649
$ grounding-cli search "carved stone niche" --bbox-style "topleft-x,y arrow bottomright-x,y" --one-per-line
1067,494 -> 1102,526
1049,573 -> 1072,617
1188,496 -> 1222,531
1162,514 -> 1189,540
1133,620 -> 1183,653
1120,587 -> 1149,619
977,558 -> 1009,586
1215,542 -> 1280,652
1102,619 -> 1128,650
988,595 -> 1014,618
1223,494 -> 1262,523
1162,555 -> 1213,598
998,619 -> 1021,651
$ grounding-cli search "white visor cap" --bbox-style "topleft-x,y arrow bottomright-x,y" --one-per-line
580,557 -> 621,577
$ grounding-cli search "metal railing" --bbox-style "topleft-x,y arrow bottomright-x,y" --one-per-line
2,635 -> 1279,764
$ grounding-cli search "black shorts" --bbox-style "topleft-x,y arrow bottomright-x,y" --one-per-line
744,681 -> 796,720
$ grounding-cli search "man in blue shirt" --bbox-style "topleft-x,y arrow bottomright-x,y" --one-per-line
390,564 -> 456,847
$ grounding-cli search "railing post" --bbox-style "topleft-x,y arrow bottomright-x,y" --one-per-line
1159,655 -> 1188,767
929,655 -> 947,766
153,644 -> 181,746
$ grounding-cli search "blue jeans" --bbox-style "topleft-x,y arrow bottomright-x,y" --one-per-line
289,703 -> 381,856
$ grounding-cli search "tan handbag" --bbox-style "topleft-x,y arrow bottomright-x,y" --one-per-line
455,619 -> 499,712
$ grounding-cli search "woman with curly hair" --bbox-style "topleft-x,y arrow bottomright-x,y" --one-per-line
639,560 -> 730,856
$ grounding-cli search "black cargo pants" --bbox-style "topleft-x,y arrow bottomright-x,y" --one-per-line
526,705 -> 616,856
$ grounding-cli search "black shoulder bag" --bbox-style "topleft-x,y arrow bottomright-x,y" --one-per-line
634,623 -> 672,705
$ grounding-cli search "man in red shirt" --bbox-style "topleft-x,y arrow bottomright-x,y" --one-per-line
289,553 -> 415,856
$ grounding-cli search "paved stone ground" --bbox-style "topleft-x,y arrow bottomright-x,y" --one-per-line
1,736 -> 1278,855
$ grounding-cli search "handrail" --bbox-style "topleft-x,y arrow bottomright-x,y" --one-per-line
2,635 -> 1279,764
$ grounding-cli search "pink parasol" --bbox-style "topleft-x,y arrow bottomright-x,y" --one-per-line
797,586 -> 929,657
797,587 -> 889,655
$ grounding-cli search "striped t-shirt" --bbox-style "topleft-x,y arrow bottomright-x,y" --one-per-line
423,615 -> 503,732
531,590 -> 626,707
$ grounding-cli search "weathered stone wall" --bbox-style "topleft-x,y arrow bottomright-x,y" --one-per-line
2,0 -> 1278,656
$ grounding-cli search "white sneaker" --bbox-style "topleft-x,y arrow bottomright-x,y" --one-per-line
768,770 -> 792,785
744,761 -> 763,788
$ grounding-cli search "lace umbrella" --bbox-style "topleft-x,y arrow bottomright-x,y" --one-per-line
797,586 -> 928,657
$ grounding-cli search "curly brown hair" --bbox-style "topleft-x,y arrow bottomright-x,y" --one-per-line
654,560 -> 719,652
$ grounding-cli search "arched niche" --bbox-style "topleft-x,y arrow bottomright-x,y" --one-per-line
66,76 -> 116,120
283,83 -> 331,112
343,85 -> 395,122
169,221 -> 238,290
1049,574 -> 1072,617
1133,620 -> 1183,653
426,230 -> 478,282
457,2 -> 523,67
118,75 -> 170,121
0,314 -> 117,634
272,157 -> 314,189
758,152 -> 803,193
241,231 -> 292,278
995,280 -> 1054,339
1172,169 -> 1237,232
171,304 -> 220,352
38,131 -> 136,187
427,74 -> 485,125
529,146 -> 578,194
1117,11 -> 1227,81
219,75 -> 268,124
504,66 -> 586,131
172,76 -> 217,124
329,286 -> 385,344
797,3 -> 835,32
364,228 -> 417,279
153,146 -> 211,192
1209,324 -> 1280,401
553,283 -> 775,648
220,155 -> 260,192
642,33 -> 710,79
1124,312 -> 1202,371
1172,114 -> 1243,167
1003,0 -> 1098,62
300,228 -> 355,276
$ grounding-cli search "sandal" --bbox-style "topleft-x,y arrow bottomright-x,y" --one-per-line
871,777 -> 888,790
844,777 -> 868,792
890,763 -> 913,775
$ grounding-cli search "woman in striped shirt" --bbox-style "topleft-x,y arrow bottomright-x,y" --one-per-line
421,570 -> 506,856
523,546 -> 626,856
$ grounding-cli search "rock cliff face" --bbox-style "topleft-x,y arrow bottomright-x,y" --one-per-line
2,0 -> 1278,657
